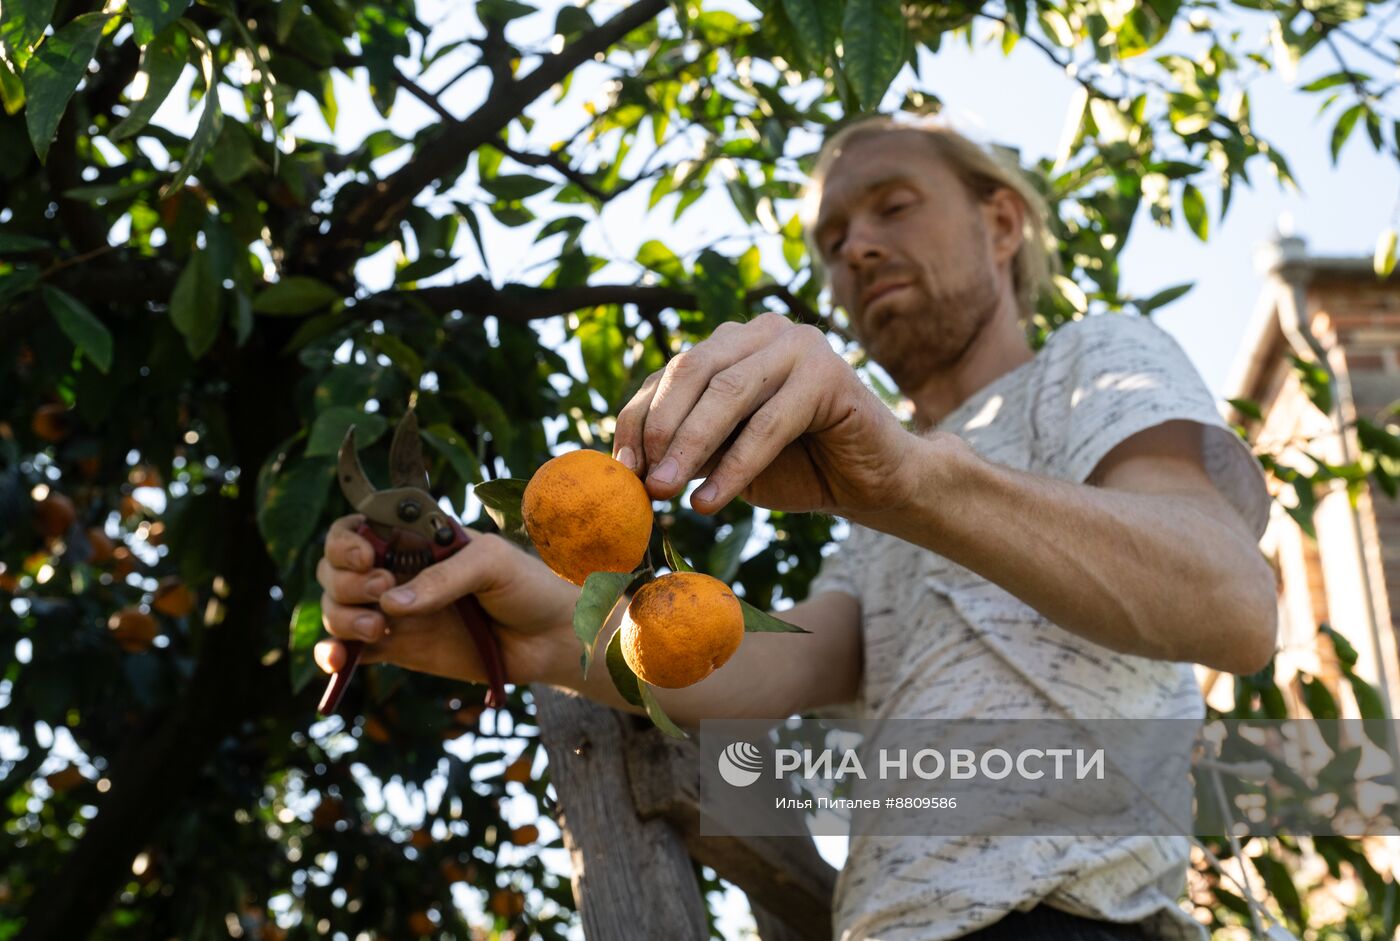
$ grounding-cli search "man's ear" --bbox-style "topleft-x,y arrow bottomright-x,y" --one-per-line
981,188 -> 1025,265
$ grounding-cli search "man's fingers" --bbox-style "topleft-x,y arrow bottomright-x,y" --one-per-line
376,531 -> 501,618
314,637 -> 389,674
691,381 -> 816,513
639,319 -> 784,474
322,593 -> 386,643
645,341 -> 795,499
326,514 -> 373,571
317,555 -> 395,605
613,370 -> 662,475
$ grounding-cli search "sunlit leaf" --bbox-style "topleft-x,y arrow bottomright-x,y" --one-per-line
573,571 -> 632,678
109,25 -> 189,141
22,12 -> 112,163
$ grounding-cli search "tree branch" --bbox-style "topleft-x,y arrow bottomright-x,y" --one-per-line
387,276 -> 851,343
634,303 -> 674,362
304,0 -> 667,276
491,137 -> 608,201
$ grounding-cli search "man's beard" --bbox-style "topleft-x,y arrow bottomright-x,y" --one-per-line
858,263 -> 1002,391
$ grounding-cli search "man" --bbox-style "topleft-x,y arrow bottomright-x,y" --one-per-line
315,115 -> 1276,940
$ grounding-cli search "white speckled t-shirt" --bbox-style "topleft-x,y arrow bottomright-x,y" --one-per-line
807,313 -> 1271,941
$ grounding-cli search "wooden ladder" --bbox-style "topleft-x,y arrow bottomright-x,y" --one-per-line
534,686 -> 837,940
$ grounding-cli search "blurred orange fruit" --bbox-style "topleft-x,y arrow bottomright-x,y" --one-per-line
31,404 -> 71,443
33,492 -> 76,539
152,577 -> 195,617
108,607 -> 158,653
45,765 -> 84,792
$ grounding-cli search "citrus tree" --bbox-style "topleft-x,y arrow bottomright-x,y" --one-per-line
1,0 -> 1397,938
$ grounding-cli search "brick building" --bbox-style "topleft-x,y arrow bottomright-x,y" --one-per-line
1221,235 -> 1400,723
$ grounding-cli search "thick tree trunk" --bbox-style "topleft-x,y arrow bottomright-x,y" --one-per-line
17,331 -> 301,941
533,685 -> 710,940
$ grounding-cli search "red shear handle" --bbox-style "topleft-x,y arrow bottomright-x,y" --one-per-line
316,522 -> 510,716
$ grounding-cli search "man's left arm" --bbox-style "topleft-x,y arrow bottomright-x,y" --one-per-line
854,418 -> 1278,675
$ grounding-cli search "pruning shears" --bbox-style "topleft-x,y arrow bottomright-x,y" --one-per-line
317,409 -> 509,717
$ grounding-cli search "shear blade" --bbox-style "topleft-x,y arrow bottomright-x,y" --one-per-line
389,408 -> 431,491
337,426 -> 378,510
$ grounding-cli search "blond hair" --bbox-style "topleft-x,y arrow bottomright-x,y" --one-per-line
799,114 -> 1055,321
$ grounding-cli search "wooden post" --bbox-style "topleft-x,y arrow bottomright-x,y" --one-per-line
533,685 -> 709,939
622,718 -> 836,940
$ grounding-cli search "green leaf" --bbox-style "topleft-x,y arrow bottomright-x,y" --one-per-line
739,597 -> 809,633
42,285 -> 112,373
61,179 -> 153,203
1300,673 -> 1340,750
474,477 -> 528,541
209,120 -> 258,185
1290,353 -> 1332,414
421,424 -> 483,487
737,245 -> 762,289
1330,102 -> 1365,164
840,0 -> 905,109
395,252 -> 456,284
605,627 -> 644,708
1226,398 -> 1262,421
478,0 -> 536,27
169,251 -> 222,359
454,203 -> 491,277
0,232 -> 47,252
480,174 -> 553,202
1374,228 -> 1397,278
1321,623 -> 1360,668
160,22 -> 222,199
306,407 -> 388,457
692,249 -> 745,325
0,0 -> 54,71
109,25 -> 189,141
131,0 -> 192,46
1355,418 -> 1400,459
22,12 -> 113,163
708,515 -> 753,584
0,56 -> 21,113
573,571 -> 633,679
451,384 -> 514,452
372,333 -> 422,382
639,682 -> 689,739
1342,669 -> 1392,751
1317,745 -> 1363,789
637,239 -> 687,282
661,528 -> 694,573
288,597 -> 323,695
1251,854 -> 1304,930
315,366 -> 375,411
476,144 -> 503,181
1038,8 -> 1077,46
1137,282 -> 1193,313
1181,183 -> 1208,240
1301,70 -> 1368,92
253,276 -> 340,315
257,457 -> 334,574
780,0 -> 830,70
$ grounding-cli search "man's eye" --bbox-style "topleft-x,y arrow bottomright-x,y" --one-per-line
882,202 -> 910,216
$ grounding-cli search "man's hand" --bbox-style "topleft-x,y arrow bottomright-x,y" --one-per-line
314,515 -> 580,688
612,312 -> 916,515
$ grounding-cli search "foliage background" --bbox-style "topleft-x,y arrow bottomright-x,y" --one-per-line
1,0 -> 1398,938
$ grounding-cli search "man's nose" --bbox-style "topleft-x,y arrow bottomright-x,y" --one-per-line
837,218 -> 886,267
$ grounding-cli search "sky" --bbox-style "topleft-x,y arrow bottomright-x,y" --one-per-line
8,1 -> 1399,938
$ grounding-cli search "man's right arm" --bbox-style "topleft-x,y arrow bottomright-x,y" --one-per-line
537,590 -> 862,728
